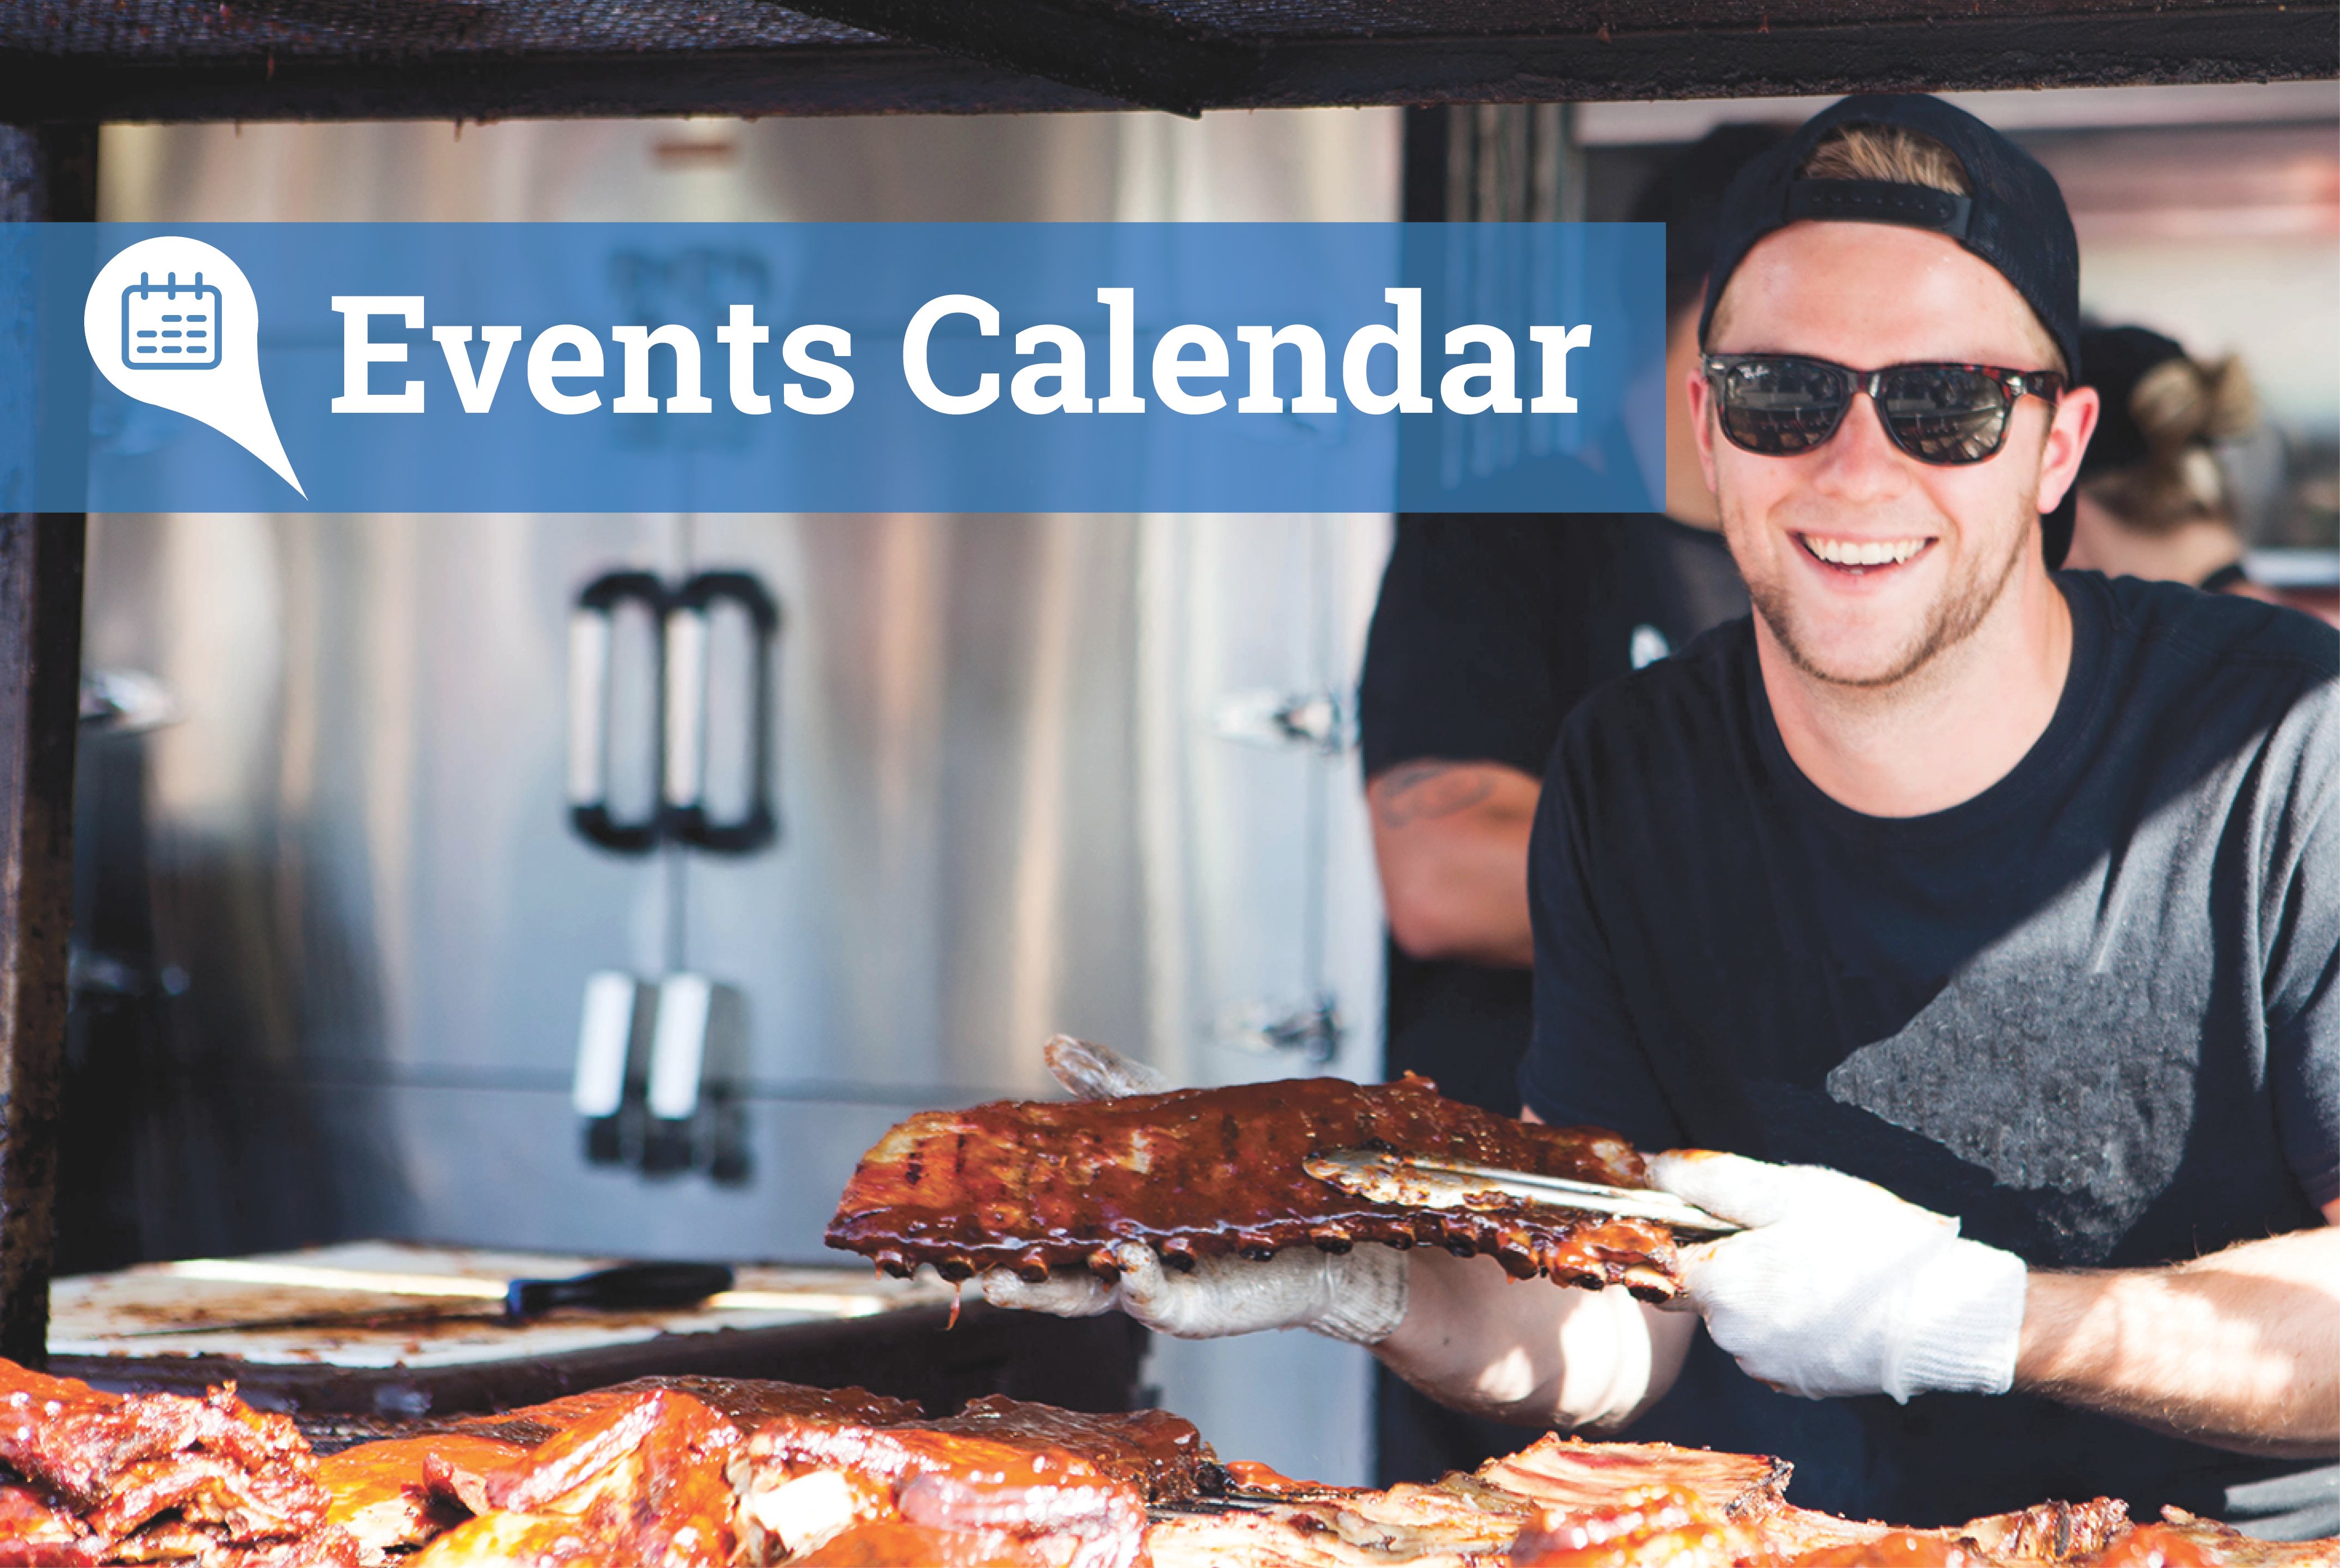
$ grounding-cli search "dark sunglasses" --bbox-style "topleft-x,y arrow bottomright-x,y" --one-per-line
1702,354 -> 2064,466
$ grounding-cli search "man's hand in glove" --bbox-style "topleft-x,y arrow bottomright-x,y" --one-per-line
1647,1151 -> 2028,1404
979,1238 -> 1410,1346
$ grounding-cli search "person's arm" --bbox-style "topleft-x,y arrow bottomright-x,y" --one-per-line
1371,735 -> 1697,1428
1366,759 -> 1541,968
2015,1201 -> 2340,1458
1373,1104 -> 1698,1430
982,1093 -> 1696,1433
987,1230 -> 1696,1435
1375,1252 -> 1694,1433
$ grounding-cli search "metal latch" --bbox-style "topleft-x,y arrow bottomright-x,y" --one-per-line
1212,689 -> 1353,755
1217,995 -> 1343,1065
573,970 -> 750,1184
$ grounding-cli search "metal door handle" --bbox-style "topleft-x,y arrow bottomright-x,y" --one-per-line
567,571 -> 667,854
662,571 -> 779,855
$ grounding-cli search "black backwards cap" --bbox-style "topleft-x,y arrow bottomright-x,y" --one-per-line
1697,95 -> 2085,566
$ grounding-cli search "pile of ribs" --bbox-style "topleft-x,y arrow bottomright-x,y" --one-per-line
0,1359 -> 352,1565
2,1357 -> 2329,1567
824,1074 -> 1685,1299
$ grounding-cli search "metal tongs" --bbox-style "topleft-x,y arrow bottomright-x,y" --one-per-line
1037,1038 -> 1741,1239
1303,1148 -> 1744,1239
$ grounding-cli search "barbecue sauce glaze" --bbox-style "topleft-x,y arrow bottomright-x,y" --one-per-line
827,1074 -> 1682,1298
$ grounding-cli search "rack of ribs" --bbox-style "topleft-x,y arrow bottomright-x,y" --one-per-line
398,1385 -> 745,1568
362,1375 -> 1207,1568
352,1375 -> 934,1564
438,1375 -> 923,1452
317,1434 -> 524,1561
1144,1438 -> 1786,1568
826,1073 -> 1683,1298
16,1357 -> 2325,1567
0,1358 -> 354,1565
732,1392 -> 1212,1567
1144,1435 -> 2340,1568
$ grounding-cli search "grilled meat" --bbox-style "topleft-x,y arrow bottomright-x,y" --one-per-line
471,1389 -> 743,1568
1150,1502 -> 1502,1568
238,1529 -> 365,1567
1959,1501 -> 2137,1563
85,1453 -> 324,1544
0,1360 -> 349,1565
2130,1512 -> 2340,1568
0,1367 -> 312,1517
1149,1445 -> 1775,1568
446,1377 -> 918,1452
1150,1437 -> 2327,1568
7,1356 -> 2324,1567
737,1416 -> 1149,1568
0,1480 -> 95,1565
1475,1437 -> 1791,1524
389,1391 -> 745,1567
2092,1525 -> 2222,1568
1150,1478 -> 1522,1568
927,1397 -> 1216,1502
827,1074 -> 1681,1297
401,1511 -> 602,1567
787,1519 -> 1065,1567
1511,1485 -> 1773,1568
317,1437 -> 516,1562
1784,1533 -> 1995,1568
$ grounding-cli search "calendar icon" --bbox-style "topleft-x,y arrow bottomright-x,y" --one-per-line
121,272 -> 222,371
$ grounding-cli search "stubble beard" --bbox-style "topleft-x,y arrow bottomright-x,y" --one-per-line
1740,503 -> 2036,692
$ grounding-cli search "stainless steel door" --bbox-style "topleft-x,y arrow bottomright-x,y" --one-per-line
84,104 -> 1401,1483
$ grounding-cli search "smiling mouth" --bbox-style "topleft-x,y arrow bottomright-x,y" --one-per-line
1795,533 -> 1933,574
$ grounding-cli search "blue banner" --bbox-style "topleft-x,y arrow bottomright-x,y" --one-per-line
3,222 -> 1665,514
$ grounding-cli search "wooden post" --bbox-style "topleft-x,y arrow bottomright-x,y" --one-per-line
0,121 -> 96,1369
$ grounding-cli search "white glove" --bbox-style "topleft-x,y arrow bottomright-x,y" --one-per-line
980,1239 -> 1409,1346
1043,1034 -> 1171,1100
1648,1151 -> 2027,1404
989,1042 -> 1407,1344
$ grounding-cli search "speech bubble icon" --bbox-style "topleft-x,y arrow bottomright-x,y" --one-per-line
84,235 -> 304,496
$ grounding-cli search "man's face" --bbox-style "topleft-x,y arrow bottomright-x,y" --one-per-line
1690,222 -> 2096,690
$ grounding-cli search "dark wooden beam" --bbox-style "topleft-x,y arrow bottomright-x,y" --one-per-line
0,4 -> 2328,124
0,122 -> 94,1370
0,45 -> 1123,126
760,0 -> 1261,116
1289,7 -> 2340,107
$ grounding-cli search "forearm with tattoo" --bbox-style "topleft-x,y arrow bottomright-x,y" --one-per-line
1372,759 -> 1503,827
1366,759 -> 1542,968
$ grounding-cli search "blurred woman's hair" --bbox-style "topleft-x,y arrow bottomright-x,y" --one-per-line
2078,325 -> 2257,535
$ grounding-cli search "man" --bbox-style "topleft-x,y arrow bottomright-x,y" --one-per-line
989,95 -> 2339,1537
1361,125 -> 1777,1487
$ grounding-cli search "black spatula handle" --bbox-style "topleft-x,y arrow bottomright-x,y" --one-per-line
504,1261 -> 736,1321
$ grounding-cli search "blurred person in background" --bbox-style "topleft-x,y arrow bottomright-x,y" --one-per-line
1354,123 -> 1780,1489
2067,323 -> 2273,599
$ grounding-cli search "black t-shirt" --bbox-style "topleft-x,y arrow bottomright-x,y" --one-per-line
1521,571 -> 2340,1534
1360,514 -> 1747,1116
